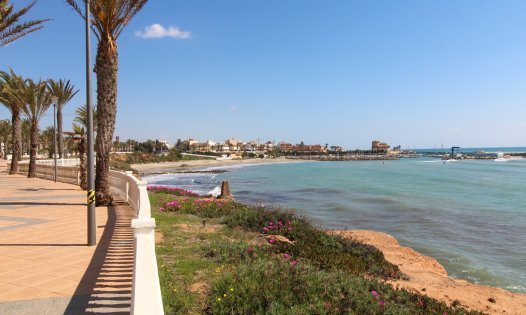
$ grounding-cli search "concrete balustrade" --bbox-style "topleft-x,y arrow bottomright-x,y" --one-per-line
108,170 -> 164,315
9,161 -> 164,314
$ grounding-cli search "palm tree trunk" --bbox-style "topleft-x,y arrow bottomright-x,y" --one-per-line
94,40 -> 118,205
9,110 -> 20,174
79,137 -> 87,190
57,108 -> 63,159
28,121 -> 38,178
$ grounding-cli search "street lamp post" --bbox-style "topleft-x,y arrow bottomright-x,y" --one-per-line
51,96 -> 58,182
86,0 -> 96,246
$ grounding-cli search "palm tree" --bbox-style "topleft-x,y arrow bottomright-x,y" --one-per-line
20,117 -> 30,156
66,123 -> 87,189
0,118 -> 10,159
74,103 -> 97,131
20,79 -> 51,177
40,125 -> 55,158
66,0 -> 148,205
0,0 -> 49,46
47,79 -> 78,158
69,103 -> 96,190
0,69 -> 24,174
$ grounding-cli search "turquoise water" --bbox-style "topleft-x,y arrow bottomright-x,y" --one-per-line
145,157 -> 526,293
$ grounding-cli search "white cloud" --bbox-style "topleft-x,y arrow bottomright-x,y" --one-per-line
135,24 -> 191,39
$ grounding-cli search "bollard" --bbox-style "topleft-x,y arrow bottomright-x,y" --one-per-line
220,181 -> 233,200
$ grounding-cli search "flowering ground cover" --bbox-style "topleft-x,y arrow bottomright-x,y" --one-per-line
149,186 -> 483,314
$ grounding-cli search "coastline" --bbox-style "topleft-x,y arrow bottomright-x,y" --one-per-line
140,158 -> 526,313
132,157 -> 308,175
331,230 -> 526,315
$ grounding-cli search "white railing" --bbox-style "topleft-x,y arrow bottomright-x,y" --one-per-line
108,170 -> 164,315
35,158 -> 80,167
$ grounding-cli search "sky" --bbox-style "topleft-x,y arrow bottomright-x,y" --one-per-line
1,0 -> 525,150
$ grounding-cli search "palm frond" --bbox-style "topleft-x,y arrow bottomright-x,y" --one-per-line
0,1 -> 49,46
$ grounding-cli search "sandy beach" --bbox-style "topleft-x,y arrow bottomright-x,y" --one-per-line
331,230 -> 526,315
131,157 -> 306,175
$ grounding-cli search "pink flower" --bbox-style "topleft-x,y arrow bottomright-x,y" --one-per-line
246,247 -> 254,254
291,260 -> 298,267
371,290 -> 378,297
268,238 -> 276,244
283,253 -> 290,259
263,227 -> 269,232
379,301 -> 385,306
288,227 -> 293,231
269,221 -> 273,226
287,220 -> 292,225
160,207 -> 165,212
278,221 -> 283,226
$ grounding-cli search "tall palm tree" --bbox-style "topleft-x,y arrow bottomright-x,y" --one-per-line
0,0 -> 48,47
47,79 -> 78,158
0,69 -> 24,174
20,78 -> 51,177
66,0 -> 148,205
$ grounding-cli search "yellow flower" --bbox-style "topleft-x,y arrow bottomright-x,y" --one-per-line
223,293 -> 227,298
230,288 -> 234,292
173,288 -> 177,292
217,297 -> 222,302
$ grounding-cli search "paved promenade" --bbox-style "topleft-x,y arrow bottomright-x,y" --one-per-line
0,161 -> 134,314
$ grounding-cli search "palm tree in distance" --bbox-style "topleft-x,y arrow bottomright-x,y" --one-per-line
0,69 -> 24,174
66,0 -> 148,205
47,79 -> 79,158
0,118 -> 11,159
68,103 -> 96,190
74,103 -> 97,132
20,78 -> 51,177
0,0 -> 49,47
66,124 -> 87,189
40,125 -> 55,158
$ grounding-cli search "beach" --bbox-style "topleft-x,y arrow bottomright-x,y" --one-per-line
332,230 -> 526,315
131,157 -> 306,174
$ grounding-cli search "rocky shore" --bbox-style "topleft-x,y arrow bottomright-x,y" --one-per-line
331,230 -> 526,315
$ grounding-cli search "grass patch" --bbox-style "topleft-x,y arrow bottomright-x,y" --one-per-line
150,189 -> 483,314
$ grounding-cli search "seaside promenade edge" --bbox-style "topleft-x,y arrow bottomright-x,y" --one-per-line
0,159 -> 135,314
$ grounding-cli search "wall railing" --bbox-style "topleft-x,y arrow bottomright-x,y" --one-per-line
108,170 -> 164,315
10,162 -> 164,314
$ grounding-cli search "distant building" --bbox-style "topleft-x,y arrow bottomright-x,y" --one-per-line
372,140 -> 390,152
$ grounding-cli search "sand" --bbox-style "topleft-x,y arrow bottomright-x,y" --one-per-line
331,230 -> 526,315
131,157 -> 306,174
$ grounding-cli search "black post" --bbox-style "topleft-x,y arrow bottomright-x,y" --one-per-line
86,0 -> 96,246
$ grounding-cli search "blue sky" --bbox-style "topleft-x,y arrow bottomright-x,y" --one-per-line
1,0 -> 525,149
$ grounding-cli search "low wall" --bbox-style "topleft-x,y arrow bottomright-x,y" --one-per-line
15,163 -> 80,185
108,171 -> 164,315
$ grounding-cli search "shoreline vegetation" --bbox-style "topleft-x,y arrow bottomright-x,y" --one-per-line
148,185 -> 526,314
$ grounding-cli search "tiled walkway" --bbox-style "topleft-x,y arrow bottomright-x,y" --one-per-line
0,161 -> 134,314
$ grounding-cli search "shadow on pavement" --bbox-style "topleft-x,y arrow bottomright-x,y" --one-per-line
65,206 -> 134,315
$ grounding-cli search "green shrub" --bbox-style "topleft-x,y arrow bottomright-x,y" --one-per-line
164,197 -> 241,218
208,257 -> 482,315
224,205 -> 400,278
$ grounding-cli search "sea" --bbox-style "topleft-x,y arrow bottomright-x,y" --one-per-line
144,147 -> 526,293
